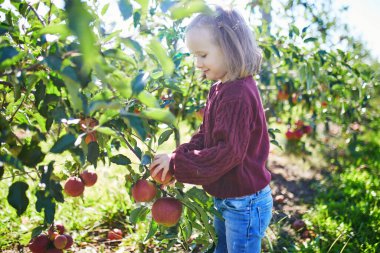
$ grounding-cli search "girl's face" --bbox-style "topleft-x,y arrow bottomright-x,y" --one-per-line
186,27 -> 228,82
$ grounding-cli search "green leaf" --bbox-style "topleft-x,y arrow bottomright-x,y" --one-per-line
96,126 -> 117,136
158,129 -> 173,145
87,142 -> 99,166
299,64 -> 306,84
44,55 -> 62,71
170,0 -> 209,20
291,24 -> 299,36
130,206 -> 149,224
7,181 -> 29,216
61,68 -> 84,112
35,190 -> 56,224
180,218 -> 192,241
270,45 -> 281,58
103,48 -> 136,67
123,114 -> 148,139
148,40 -> 174,76
137,90 -> 159,108
121,38 -> 143,60
151,70 -> 163,80
31,226 -> 45,238
110,154 -> 131,165
50,180 -> 64,203
144,219 -> 158,241
38,24 -> 71,38
141,108 -> 176,125
107,71 -> 132,99
101,3 -> 110,15
65,0 -> 99,70
133,11 -> 141,27
304,37 -> 318,43
0,46 -> 18,63
50,134 -> 76,153
132,72 -> 149,95
187,187 -> 210,204
89,100 -> 122,113
306,63 -> 313,90
0,23 -> 10,36
118,0 -> 133,20
270,140 -> 283,150
18,145 -> 45,168
0,154 -> 24,171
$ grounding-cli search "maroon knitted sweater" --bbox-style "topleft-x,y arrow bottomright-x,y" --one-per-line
169,75 -> 271,198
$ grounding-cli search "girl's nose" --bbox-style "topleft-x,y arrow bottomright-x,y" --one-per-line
195,57 -> 203,69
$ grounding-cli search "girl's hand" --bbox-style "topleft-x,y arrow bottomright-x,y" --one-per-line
149,153 -> 171,182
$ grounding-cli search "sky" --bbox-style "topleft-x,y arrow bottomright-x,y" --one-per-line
333,0 -> 380,60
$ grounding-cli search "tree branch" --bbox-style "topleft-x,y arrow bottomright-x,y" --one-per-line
28,4 -> 46,26
9,94 -> 27,124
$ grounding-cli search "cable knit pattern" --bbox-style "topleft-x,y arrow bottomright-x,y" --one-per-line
170,76 -> 271,198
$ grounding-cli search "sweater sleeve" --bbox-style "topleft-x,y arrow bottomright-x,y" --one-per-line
175,123 -> 205,153
171,98 -> 252,185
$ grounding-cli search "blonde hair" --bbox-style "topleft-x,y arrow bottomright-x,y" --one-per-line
186,6 -> 262,81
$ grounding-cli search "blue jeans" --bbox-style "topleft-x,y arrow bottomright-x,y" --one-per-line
213,185 -> 273,253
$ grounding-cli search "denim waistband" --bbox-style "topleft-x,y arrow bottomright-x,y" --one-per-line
215,184 -> 271,201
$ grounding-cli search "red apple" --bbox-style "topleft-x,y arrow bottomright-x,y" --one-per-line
285,130 -> 296,140
302,125 -> 312,135
54,235 -> 67,249
49,231 -> 59,241
294,129 -> 304,140
80,170 -> 98,187
152,197 -> 182,227
131,179 -> 157,202
295,120 -> 304,129
107,228 -> 123,240
277,90 -> 289,101
85,133 -> 97,144
292,219 -> 306,230
64,176 -> 85,197
46,249 -> 63,253
63,234 -> 73,249
274,194 -> 285,203
28,234 -> 50,253
150,168 -> 173,185
56,224 -> 65,235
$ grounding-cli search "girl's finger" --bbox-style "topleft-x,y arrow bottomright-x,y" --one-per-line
151,166 -> 162,177
161,168 -> 168,181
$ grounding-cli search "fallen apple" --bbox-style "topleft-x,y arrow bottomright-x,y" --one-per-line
107,228 -> 123,240
292,219 -> 306,230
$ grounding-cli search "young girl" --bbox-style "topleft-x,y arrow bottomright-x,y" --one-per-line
150,6 -> 272,253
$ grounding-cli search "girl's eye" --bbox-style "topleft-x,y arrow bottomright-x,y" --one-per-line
201,54 -> 207,58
